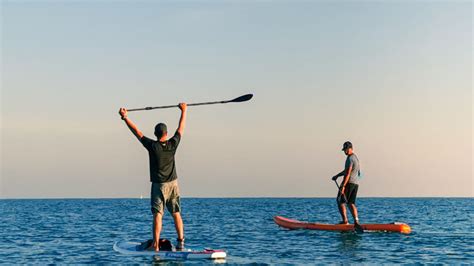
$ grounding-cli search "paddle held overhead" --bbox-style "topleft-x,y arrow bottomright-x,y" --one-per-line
127,93 -> 253,112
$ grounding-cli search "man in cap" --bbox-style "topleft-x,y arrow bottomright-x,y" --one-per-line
332,141 -> 363,232
119,103 -> 187,251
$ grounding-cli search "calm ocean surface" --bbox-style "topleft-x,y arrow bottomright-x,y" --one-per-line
1,198 -> 473,264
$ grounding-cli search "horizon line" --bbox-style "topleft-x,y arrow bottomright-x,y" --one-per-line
1,196 -> 472,200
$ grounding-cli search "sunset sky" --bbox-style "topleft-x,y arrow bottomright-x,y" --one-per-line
1,1 -> 472,198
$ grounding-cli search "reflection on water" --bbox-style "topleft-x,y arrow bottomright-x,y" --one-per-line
338,231 -> 363,251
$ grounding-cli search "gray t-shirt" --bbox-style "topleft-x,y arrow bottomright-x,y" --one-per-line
345,153 -> 360,184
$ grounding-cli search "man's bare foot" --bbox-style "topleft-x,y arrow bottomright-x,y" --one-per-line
146,241 -> 159,252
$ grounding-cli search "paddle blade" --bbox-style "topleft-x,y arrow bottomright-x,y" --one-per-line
229,94 -> 253,103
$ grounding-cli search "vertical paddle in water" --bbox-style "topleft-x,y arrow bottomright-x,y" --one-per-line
334,180 -> 364,233
127,93 -> 253,112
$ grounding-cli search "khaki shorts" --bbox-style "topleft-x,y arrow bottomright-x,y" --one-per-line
150,180 -> 181,214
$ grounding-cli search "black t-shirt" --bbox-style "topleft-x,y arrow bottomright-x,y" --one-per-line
140,132 -> 181,183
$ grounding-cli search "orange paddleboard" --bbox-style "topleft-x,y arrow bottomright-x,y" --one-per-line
274,216 -> 411,234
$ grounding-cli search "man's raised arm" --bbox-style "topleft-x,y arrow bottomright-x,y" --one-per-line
119,108 -> 144,140
177,103 -> 187,136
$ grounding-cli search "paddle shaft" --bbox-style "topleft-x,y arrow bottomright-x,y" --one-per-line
127,94 -> 253,112
334,180 -> 349,203
128,100 -> 227,111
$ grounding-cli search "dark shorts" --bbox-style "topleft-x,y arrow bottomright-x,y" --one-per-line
150,180 -> 181,215
337,183 -> 359,204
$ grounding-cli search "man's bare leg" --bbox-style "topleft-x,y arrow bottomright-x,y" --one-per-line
338,203 -> 349,224
349,203 -> 363,232
149,213 -> 162,251
171,212 -> 184,239
348,203 -> 359,223
172,212 -> 184,249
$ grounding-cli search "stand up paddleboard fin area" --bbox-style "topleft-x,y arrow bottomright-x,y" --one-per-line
274,216 -> 411,234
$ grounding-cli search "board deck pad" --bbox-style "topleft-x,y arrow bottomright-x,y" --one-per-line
113,240 -> 227,260
274,216 -> 411,234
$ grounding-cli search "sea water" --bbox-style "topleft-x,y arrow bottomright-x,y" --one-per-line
0,198 -> 472,264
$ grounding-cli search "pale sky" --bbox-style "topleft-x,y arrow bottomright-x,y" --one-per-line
1,1 -> 472,198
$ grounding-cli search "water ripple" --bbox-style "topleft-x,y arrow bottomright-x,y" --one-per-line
0,198 -> 473,264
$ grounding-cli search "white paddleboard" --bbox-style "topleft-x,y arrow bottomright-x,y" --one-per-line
113,240 -> 227,260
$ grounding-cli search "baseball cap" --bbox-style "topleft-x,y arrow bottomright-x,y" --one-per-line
342,141 -> 353,151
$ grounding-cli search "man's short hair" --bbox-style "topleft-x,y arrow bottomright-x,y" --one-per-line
155,123 -> 167,138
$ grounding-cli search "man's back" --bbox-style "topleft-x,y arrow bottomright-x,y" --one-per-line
345,153 -> 360,185
141,132 -> 181,183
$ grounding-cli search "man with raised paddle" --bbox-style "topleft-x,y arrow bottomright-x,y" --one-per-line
332,141 -> 364,233
119,103 -> 187,251
117,94 -> 252,252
